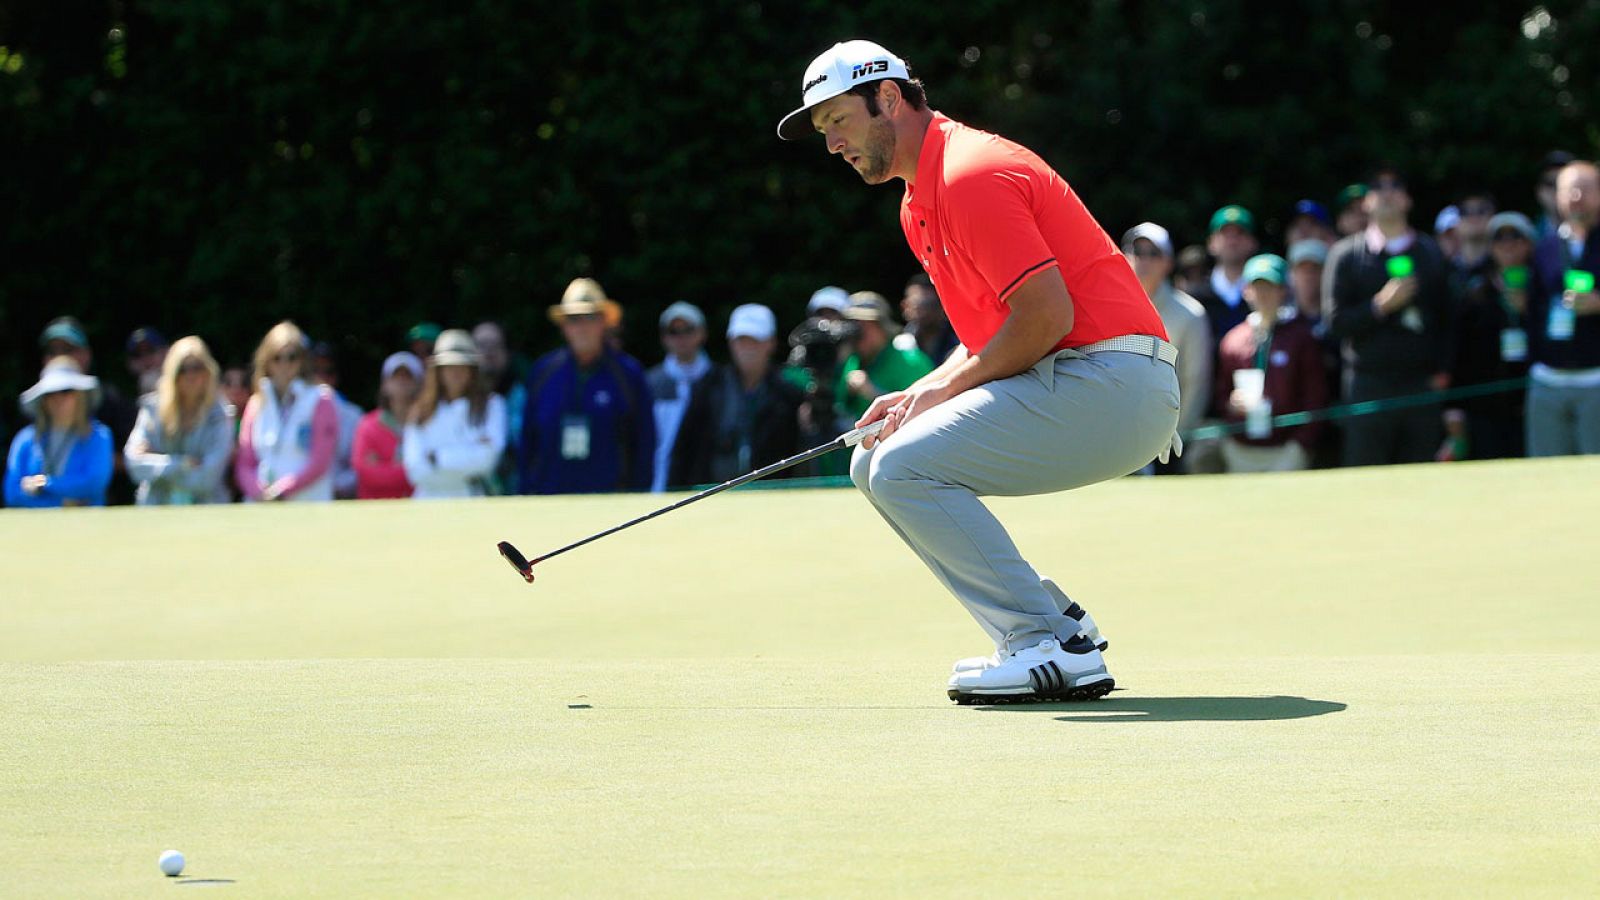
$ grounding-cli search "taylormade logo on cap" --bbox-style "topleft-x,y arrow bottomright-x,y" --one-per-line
777,40 -> 909,140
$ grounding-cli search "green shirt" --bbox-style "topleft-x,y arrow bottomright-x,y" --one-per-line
835,344 -> 935,419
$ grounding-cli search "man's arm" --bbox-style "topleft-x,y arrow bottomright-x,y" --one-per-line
858,267 -> 1072,445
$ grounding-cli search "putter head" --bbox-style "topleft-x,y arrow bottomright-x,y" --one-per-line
497,541 -> 536,583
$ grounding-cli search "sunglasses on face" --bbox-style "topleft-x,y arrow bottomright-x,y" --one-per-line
662,326 -> 698,337
1371,180 -> 1406,192
1461,204 -> 1494,216
1124,246 -> 1164,258
1492,231 -> 1527,243
178,361 -> 208,375
273,351 -> 302,363
563,313 -> 602,324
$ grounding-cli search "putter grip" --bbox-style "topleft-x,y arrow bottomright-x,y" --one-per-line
840,419 -> 888,448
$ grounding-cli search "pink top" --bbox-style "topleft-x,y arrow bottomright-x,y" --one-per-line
234,391 -> 339,500
352,410 -> 413,499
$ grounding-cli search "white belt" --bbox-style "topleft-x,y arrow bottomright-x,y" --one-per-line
1071,334 -> 1178,366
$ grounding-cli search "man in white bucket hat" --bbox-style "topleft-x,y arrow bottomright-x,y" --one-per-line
779,40 -> 1182,704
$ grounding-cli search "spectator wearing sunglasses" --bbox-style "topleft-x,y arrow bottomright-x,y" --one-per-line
124,336 -> 233,504
1123,222 -> 1211,472
646,302 -> 712,493
234,321 -> 340,502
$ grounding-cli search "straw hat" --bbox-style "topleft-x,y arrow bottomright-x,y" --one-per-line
548,277 -> 623,327
20,357 -> 101,419
429,329 -> 482,367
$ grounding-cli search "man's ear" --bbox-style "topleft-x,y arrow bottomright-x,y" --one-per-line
879,80 -> 900,115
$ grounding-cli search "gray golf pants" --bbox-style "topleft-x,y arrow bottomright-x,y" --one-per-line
850,339 -> 1180,656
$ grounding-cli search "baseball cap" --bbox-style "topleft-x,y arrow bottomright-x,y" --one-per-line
777,40 -> 910,141
39,316 -> 90,350
1336,183 -> 1368,210
1434,205 -> 1462,235
842,291 -> 900,334
658,301 -> 706,331
1209,205 -> 1256,235
1121,222 -> 1173,257
1242,254 -> 1288,286
406,322 -> 443,345
806,285 -> 850,314
1288,240 -> 1330,268
1487,211 -> 1536,242
727,304 -> 777,341
126,326 -> 168,353
381,351 -> 424,381
1292,199 -> 1331,226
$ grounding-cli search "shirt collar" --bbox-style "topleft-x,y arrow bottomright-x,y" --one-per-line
1365,222 -> 1416,255
1211,267 -> 1245,306
663,352 -> 710,383
904,112 -> 952,209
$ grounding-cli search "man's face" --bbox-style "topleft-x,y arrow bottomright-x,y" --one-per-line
1207,225 -> 1257,267
1123,239 -> 1172,283
1337,203 -> 1369,236
901,285 -> 942,326
854,320 -> 887,358
44,340 -> 91,372
810,90 -> 897,185
128,341 -> 167,377
1557,165 -> 1600,227
729,336 -> 773,376
660,317 -> 704,359
560,313 -> 606,357
1243,280 -> 1286,312
1458,197 -> 1495,241
1290,262 -> 1322,311
472,324 -> 508,377
1538,168 -> 1562,216
1364,175 -> 1412,220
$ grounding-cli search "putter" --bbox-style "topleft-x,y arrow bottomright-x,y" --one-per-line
496,419 -> 887,583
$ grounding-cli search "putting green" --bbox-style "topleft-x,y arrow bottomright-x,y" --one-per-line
2,458 -> 1596,896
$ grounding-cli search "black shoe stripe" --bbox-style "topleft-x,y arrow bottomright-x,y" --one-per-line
1028,667 -> 1044,692
1048,660 -> 1064,691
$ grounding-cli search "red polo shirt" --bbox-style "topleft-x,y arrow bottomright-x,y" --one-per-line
900,113 -> 1166,353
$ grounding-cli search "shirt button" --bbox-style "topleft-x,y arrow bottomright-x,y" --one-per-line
919,220 -> 926,227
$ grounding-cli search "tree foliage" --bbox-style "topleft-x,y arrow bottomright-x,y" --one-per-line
2,0 -> 1596,404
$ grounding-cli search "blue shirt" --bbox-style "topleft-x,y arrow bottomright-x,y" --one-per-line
5,421 -> 115,508
518,348 -> 656,495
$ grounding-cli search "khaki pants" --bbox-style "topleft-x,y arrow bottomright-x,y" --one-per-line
850,342 -> 1180,656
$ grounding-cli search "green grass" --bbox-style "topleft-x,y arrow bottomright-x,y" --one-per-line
2,458 -> 1597,896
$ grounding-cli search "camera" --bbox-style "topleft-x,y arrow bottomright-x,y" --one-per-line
786,315 -> 860,450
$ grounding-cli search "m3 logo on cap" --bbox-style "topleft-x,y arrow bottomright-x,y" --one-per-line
803,73 -> 829,92
851,60 -> 890,80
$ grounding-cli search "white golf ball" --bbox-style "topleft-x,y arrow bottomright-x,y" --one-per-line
159,850 -> 185,877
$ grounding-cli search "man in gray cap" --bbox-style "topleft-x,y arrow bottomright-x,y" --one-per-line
646,302 -> 711,492
779,40 -> 1180,703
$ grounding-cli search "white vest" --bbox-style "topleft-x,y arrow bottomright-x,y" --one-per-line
251,378 -> 334,502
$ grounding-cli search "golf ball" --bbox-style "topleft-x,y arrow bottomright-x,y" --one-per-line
159,850 -> 185,877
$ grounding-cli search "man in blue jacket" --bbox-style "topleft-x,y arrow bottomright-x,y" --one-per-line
519,278 -> 656,494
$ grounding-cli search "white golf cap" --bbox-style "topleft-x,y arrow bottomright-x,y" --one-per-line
776,40 -> 910,141
806,285 -> 850,314
726,303 -> 777,341
658,301 -> 706,330
381,351 -> 424,381
1121,222 -> 1173,257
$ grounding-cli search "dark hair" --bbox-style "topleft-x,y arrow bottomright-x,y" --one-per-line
1367,163 -> 1407,190
848,76 -> 928,115
905,272 -> 934,291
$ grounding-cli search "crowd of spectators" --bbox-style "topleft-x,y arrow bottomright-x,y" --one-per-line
4,153 -> 1598,508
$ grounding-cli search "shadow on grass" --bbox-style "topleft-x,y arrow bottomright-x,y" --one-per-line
981,695 -> 1346,722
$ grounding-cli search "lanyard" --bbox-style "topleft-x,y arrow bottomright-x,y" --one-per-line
42,430 -> 76,478
1254,325 -> 1274,371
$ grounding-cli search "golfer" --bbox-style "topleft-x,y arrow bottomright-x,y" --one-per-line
779,41 -> 1181,702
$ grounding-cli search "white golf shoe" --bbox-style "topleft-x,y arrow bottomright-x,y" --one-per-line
949,580 -> 1108,676
947,635 -> 1114,704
